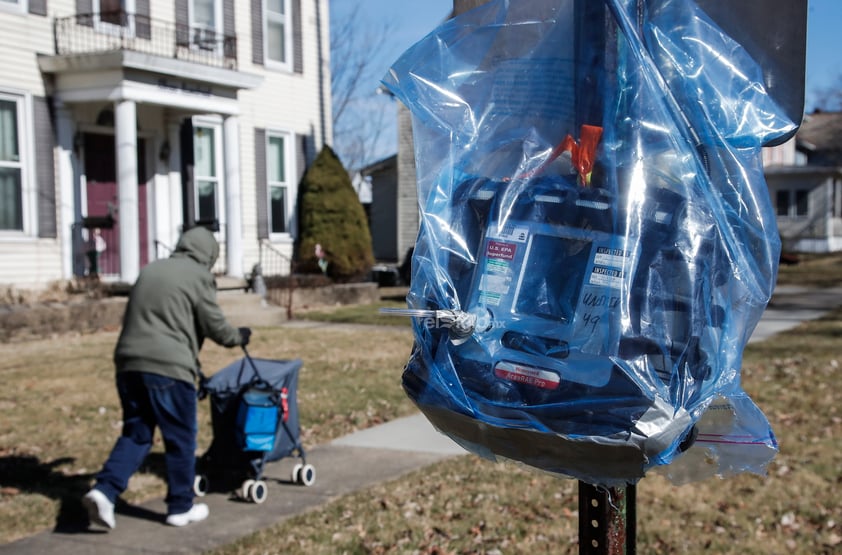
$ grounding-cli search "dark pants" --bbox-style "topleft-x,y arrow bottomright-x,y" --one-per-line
93,371 -> 197,515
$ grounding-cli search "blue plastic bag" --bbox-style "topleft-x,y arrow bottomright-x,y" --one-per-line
382,0 -> 794,486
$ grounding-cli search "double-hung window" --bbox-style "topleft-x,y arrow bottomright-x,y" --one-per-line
193,124 -> 221,226
266,131 -> 292,235
192,0 -> 222,51
0,0 -> 27,14
265,0 -> 292,70
0,94 -> 25,232
776,189 -> 810,218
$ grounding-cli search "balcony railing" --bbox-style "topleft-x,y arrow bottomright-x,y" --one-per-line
54,12 -> 238,70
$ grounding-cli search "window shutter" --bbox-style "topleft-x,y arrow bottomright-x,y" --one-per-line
29,0 -> 47,16
224,0 -> 235,37
34,97 -> 57,238
222,0 -> 235,59
180,119 -> 195,226
295,133 -> 307,183
291,133 -> 309,240
251,0 -> 263,65
255,128 -> 268,239
175,0 -> 189,46
136,0 -> 151,40
292,0 -> 303,73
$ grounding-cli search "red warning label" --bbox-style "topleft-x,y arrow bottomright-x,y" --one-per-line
487,240 -> 516,261
494,361 -> 561,390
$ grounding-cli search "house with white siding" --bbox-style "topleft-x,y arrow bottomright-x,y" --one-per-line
763,111 -> 842,253
0,0 -> 331,288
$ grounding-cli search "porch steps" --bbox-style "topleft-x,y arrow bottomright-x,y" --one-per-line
217,287 -> 289,327
215,276 -> 250,291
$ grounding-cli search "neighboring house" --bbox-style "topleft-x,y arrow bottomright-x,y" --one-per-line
354,105 -> 417,268
357,154 -> 396,262
763,110 -> 842,253
350,168 -> 372,223
0,0 -> 331,288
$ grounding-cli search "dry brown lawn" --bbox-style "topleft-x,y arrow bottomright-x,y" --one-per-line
2,253 -> 841,552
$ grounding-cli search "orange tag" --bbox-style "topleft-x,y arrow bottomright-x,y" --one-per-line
562,124 -> 603,186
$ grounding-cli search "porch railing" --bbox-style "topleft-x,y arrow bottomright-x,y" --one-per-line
258,240 -> 296,319
71,221 -> 120,279
71,222 -> 229,281
54,12 -> 238,70
153,239 -> 174,261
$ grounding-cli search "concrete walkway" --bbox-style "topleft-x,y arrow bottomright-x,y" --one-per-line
0,419 -> 462,555
2,286 -> 841,554
752,285 -> 842,342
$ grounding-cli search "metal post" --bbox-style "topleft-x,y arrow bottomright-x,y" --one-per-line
448,2 -> 637,551
578,482 -> 636,555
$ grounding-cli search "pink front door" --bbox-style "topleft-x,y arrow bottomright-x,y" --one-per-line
84,133 -> 149,275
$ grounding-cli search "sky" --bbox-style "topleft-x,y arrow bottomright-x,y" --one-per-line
329,0 -> 841,165
806,0 -> 842,110
329,0 -> 453,83
328,0 -> 452,166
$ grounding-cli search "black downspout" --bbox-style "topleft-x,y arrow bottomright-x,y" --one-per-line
315,0 -> 327,149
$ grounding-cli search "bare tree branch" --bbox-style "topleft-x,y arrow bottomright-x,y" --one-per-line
813,74 -> 842,111
330,1 -> 395,170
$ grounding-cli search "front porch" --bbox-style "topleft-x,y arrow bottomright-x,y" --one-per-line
38,11 -> 263,285
766,166 -> 842,253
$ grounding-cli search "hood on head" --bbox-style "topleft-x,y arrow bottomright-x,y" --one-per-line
173,226 -> 219,269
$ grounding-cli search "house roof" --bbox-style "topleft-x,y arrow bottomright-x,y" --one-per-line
796,111 -> 842,161
360,154 -> 397,176
764,165 -> 842,178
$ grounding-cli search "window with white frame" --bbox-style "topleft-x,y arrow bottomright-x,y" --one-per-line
267,131 -> 292,235
265,0 -> 292,69
193,124 -> 221,225
0,0 -> 27,14
191,0 -> 222,50
0,94 -> 25,232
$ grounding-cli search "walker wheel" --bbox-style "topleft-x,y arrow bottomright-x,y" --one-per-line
240,479 -> 256,500
291,463 -> 303,484
249,480 -> 268,504
300,464 -> 316,487
193,474 -> 209,497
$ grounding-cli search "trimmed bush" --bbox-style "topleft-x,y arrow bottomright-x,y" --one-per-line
296,146 -> 374,282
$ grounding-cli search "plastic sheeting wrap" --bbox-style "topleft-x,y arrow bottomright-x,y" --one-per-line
382,0 -> 794,486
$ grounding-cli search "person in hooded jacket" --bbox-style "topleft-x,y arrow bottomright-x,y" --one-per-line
82,226 -> 252,529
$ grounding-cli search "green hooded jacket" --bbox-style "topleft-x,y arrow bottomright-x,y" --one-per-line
113,227 -> 244,384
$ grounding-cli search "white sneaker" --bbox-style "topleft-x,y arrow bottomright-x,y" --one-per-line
165,503 -> 209,527
82,488 -> 116,530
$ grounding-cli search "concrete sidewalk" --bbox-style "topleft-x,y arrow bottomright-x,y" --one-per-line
750,285 -> 842,342
2,286 -> 841,554
0,415 -> 464,555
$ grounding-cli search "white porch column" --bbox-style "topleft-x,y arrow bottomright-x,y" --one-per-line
54,104 -> 79,279
115,99 -> 140,283
167,122 -> 183,251
223,115 -> 243,278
